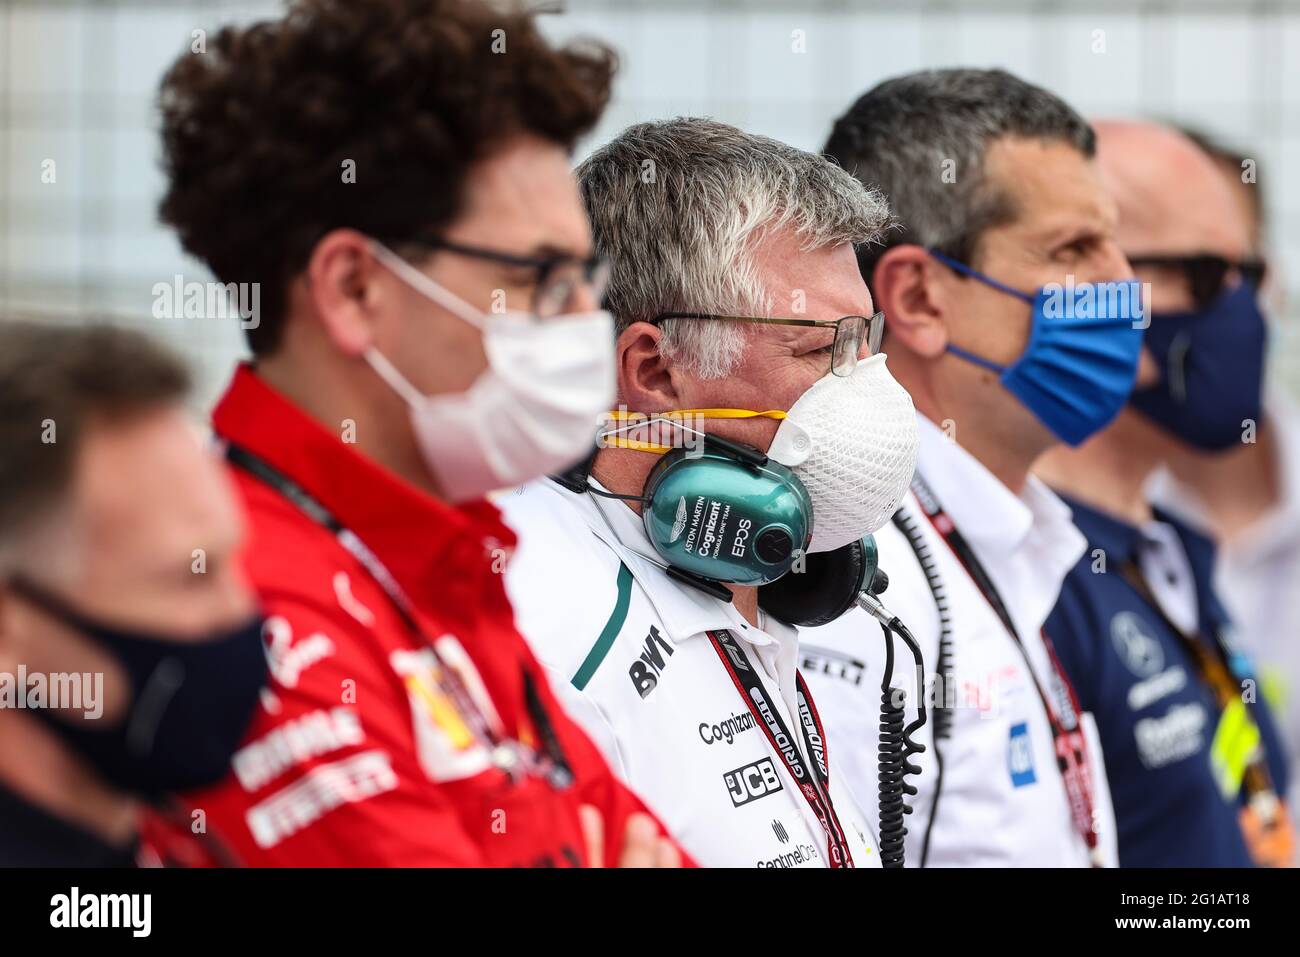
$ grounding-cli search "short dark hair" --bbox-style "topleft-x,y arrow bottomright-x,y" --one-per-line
824,68 -> 1095,283
0,322 -> 190,554
158,0 -> 617,356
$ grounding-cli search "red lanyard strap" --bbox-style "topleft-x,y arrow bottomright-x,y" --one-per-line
707,629 -> 855,868
910,474 -> 1102,863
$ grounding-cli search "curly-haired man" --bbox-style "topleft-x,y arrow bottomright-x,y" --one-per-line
157,0 -> 681,867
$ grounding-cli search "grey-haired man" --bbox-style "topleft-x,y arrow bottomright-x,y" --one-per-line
503,118 -> 921,868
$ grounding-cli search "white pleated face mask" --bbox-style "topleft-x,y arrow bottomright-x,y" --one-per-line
766,354 -> 919,552
366,241 -> 615,502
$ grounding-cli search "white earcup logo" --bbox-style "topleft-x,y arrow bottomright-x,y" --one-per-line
670,496 -> 688,542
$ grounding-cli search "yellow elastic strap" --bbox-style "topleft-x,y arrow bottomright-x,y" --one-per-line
600,408 -> 787,454
602,408 -> 787,421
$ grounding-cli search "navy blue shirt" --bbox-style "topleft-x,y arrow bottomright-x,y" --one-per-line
1046,495 -> 1290,867
0,783 -> 137,867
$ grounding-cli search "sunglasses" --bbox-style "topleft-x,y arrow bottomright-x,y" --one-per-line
1125,253 -> 1266,311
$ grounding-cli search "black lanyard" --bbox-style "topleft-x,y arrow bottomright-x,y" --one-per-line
224,442 -> 572,789
706,628 -> 855,868
910,474 -> 1103,864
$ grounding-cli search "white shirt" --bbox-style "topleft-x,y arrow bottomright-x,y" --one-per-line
1149,391 -> 1300,842
799,416 -> 1117,867
500,478 -> 882,868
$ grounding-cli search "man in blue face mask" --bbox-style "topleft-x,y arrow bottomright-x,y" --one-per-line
1036,120 -> 1292,867
0,322 -> 267,867
800,68 -> 1140,867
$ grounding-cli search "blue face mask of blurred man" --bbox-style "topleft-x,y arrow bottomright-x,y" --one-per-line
931,251 -> 1146,447
1128,281 -> 1268,452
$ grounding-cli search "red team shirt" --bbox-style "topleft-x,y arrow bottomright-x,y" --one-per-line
178,365 -> 679,867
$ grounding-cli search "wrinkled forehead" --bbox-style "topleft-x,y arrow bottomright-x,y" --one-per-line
746,229 -> 872,323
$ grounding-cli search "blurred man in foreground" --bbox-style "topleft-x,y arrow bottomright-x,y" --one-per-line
1038,121 -> 1292,866
803,69 -> 1139,866
0,322 -> 265,866
504,117 -> 917,867
157,0 -> 678,866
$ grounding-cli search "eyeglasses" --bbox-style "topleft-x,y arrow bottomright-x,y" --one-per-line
1125,253 -> 1266,311
415,237 -> 611,318
650,311 -> 884,377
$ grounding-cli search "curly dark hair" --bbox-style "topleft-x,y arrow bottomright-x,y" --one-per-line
158,0 -> 617,355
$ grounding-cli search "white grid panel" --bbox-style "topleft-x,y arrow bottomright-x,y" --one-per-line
3,0 -> 1299,409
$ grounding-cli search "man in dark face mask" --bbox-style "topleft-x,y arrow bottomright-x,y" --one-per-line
0,322 -> 266,866
1037,120 -> 1292,867
1146,129 -> 1300,857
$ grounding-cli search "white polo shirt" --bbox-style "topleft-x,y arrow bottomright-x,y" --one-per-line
500,478 -> 882,868
799,416 -> 1117,867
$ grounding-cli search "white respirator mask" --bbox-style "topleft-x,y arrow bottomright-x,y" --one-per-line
767,353 -> 919,552
366,241 -> 615,503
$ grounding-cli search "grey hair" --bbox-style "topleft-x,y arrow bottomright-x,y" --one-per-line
823,68 -> 1095,279
578,117 -> 892,379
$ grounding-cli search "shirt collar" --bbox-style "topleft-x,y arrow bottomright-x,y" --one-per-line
570,478 -> 786,647
1058,491 -> 1218,583
1059,493 -> 1228,629
915,415 -> 1073,556
213,364 -> 516,596
1056,494 -> 1144,563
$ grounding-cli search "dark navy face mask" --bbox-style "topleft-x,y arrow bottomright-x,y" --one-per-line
11,576 -> 268,798
932,251 -> 1146,447
1129,281 -> 1268,452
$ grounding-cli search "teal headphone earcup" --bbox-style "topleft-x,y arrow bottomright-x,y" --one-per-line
641,448 -> 812,587
758,537 -> 877,627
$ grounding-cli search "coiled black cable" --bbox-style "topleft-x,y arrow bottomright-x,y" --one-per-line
890,507 -> 951,867
875,615 -> 926,868
878,701 -> 909,864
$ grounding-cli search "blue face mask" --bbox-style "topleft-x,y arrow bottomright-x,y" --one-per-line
1128,281 -> 1267,452
932,251 -> 1146,447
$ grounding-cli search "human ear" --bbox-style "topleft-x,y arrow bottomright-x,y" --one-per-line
304,228 -> 391,357
617,321 -> 684,412
872,245 -> 952,360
